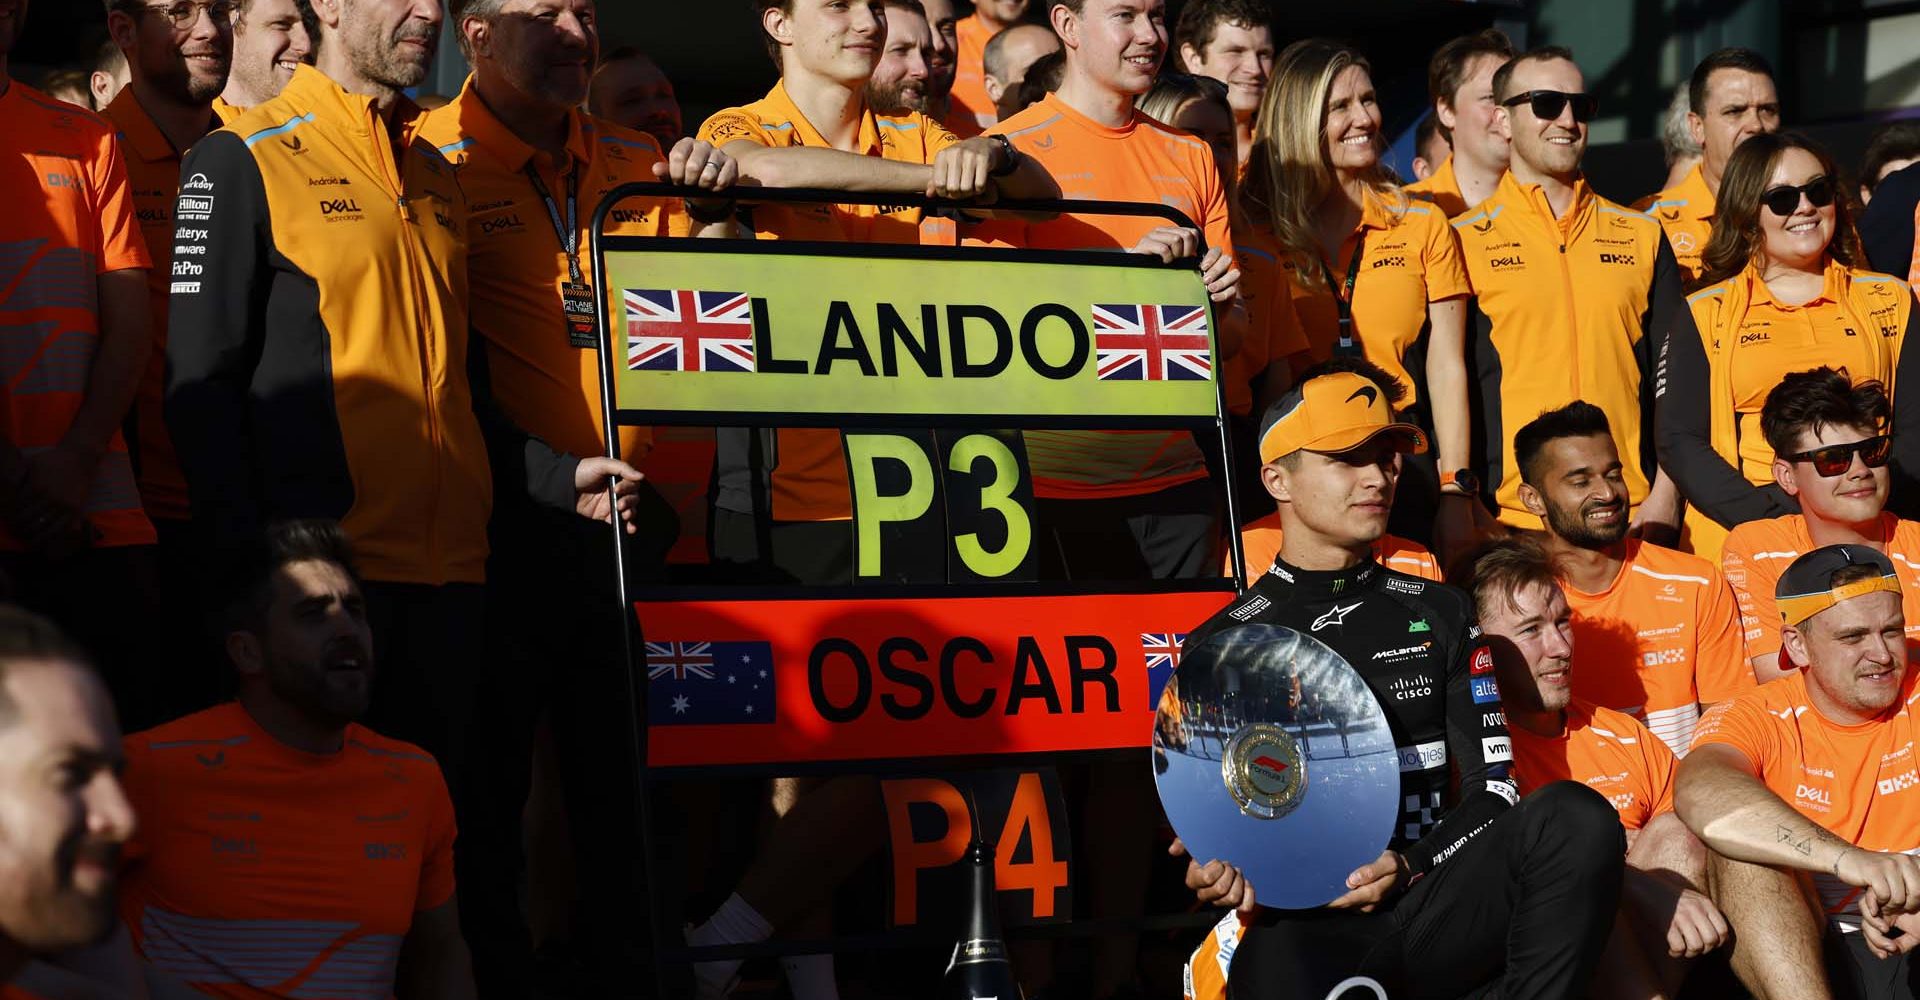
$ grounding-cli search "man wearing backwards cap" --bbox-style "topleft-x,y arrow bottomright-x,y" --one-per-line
1175,360 -> 1623,999
1679,543 -> 1920,1000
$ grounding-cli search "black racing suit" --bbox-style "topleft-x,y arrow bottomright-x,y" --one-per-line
1182,556 -> 1625,1000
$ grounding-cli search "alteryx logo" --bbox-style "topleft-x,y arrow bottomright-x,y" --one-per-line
1471,676 -> 1500,704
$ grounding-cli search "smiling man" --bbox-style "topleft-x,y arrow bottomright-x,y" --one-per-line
1514,402 -> 1751,759
1404,29 -> 1513,218
867,0 -> 933,114
1679,544 -> 1920,1000
1636,48 -> 1780,282
1174,0 -> 1270,166
220,0 -> 310,110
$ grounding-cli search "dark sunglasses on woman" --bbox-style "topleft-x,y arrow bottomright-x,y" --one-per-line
1784,434 -> 1891,477
1759,176 -> 1836,218
1500,90 -> 1598,124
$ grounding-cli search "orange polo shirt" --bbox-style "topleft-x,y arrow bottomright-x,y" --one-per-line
1402,155 -> 1471,219
947,13 -> 996,138
1562,539 -> 1751,759
1511,701 -> 1676,830
973,93 -> 1233,500
1231,512 -> 1441,584
421,79 -> 686,467
1226,225 -> 1307,416
1693,667 -> 1920,930
1721,513 -> 1920,665
101,90 -> 240,524
119,703 -> 457,999
0,82 -> 155,549
1282,189 -> 1471,410
1636,163 -> 1714,284
698,82 -> 959,522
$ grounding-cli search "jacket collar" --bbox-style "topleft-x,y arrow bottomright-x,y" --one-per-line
444,74 -> 591,173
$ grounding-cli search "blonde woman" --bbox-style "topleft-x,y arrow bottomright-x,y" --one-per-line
1241,39 -> 1479,552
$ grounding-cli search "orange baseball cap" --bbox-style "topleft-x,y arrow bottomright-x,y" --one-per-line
1257,372 -> 1429,465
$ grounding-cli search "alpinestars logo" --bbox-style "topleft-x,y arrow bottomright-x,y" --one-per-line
1312,602 -> 1362,631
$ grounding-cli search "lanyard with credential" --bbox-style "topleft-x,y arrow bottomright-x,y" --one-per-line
1319,234 -> 1368,358
524,162 -> 599,349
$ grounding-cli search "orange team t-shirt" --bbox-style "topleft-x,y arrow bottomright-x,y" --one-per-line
1231,511 -> 1440,584
1281,190 -> 1472,409
698,82 -> 959,523
972,94 -> 1235,500
422,82 -> 687,467
101,91 -> 239,524
0,82 -> 155,548
1693,667 -> 1920,931
946,13 -> 996,138
1562,539 -> 1751,760
1722,513 -> 1920,665
1402,155 -> 1471,220
118,703 -> 456,999
1511,701 -> 1676,831
1226,224 -> 1308,417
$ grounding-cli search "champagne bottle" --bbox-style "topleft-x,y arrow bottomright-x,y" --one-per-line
943,839 -> 1023,1000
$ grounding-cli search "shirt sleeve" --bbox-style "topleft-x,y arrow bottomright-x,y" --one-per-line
1654,288 -> 1798,528
1722,531 -> 1786,662
417,762 -> 458,911
1420,211 -> 1471,302
921,114 -> 962,159
1403,616 -> 1518,876
165,131 -> 269,548
1641,726 -> 1679,818
698,108 -> 772,149
1694,563 -> 1757,704
86,122 -> 151,273
1690,696 -> 1774,770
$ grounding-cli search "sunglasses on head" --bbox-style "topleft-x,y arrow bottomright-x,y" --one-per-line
1785,434 -> 1891,477
1760,176 -> 1836,218
1501,90 -> 1598,124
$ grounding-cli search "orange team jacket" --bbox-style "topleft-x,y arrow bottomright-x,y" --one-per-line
421,78 -> 689,474
119,703 -> 456,999
1226,224 -> 1307,417
946,13 -> 996,138
1402,155 -> 1470,220
0,82 -> 155,549
698,82 -> 959,523
1721,513 -> 1920,666
1693,667 -> 1920,931
1451,173 -> 1681,529
101,89 -> 241,525
971,93 -> 1234,500
1279,189 -> 1472,409
1182,698 -> 1671,1000
1633,162 -> 1714,284
1231,512 -> 1441,585
1658,261 -> 1910,561
1561,538 -> 1750,759
167,65 -> 489,585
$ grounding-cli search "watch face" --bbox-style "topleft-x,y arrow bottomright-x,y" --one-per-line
1448,470 -> 1478,493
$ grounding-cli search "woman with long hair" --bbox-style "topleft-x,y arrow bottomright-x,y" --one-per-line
1658,131 -> 1916,558
1240,39 -> 1479,552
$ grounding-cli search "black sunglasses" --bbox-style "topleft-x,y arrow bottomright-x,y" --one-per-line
1760,176 -> 1836,218
1501,90 -> 1598,124
1785,434 -> 1891,477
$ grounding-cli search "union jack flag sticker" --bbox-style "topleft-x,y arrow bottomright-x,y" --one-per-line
1142,632 -> 1187,706
1092,303 -> 1211,381
625,289 -> 755,373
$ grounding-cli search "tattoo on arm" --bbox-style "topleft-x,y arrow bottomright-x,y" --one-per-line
1776,825 -> 1815,857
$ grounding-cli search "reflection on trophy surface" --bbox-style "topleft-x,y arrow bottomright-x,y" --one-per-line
1152,624 -> 1400,909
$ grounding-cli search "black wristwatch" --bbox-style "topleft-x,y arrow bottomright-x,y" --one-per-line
988,133 -> 1020,177
1439,468 -> 1480,496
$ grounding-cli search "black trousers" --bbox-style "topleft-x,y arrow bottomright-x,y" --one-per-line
1830,926 -> 1920,1000
1230,782 -> 1626,1000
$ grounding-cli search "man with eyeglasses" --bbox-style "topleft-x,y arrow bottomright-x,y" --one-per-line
221,0 -> 313,111
1635,48 -> 1780,282
98,0 -> 241,724
0,0 -> 159,723
1451,46 -> 1685,542
1721,369 -> 1920,686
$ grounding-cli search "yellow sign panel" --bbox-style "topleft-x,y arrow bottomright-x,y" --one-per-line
603,247 -> 1218,419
